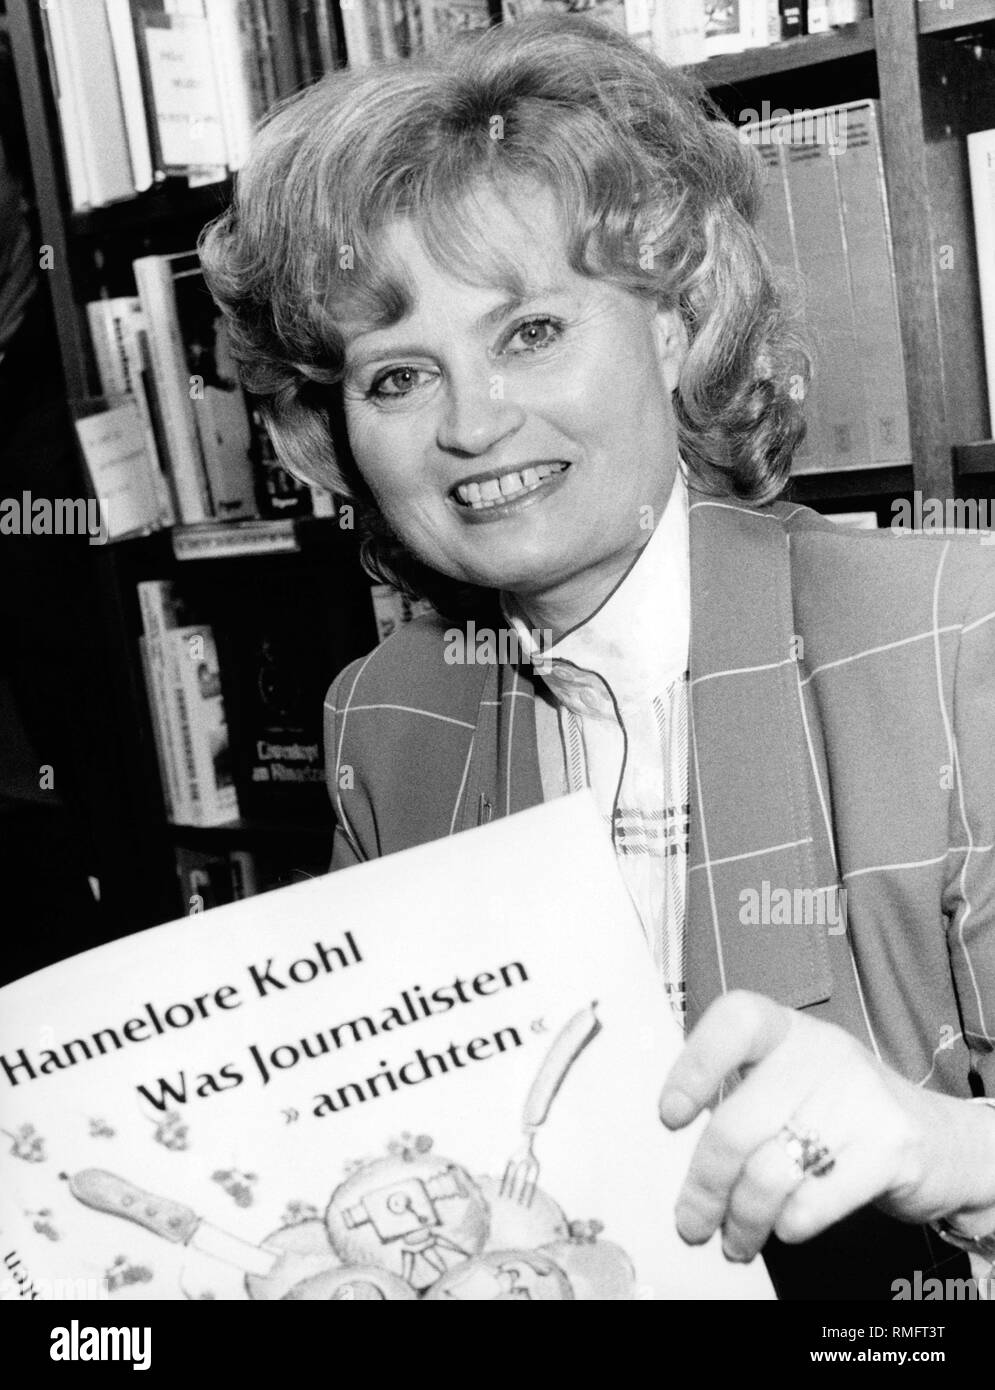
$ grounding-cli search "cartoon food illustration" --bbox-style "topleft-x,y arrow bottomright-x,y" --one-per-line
325,1152 -> 489,1293
541,1220 -> 637,1300
244,1218 -> 343,1302
475,1175 -> 568,1251
424,1249 -> 575,1300
65,1001 -> 636,1299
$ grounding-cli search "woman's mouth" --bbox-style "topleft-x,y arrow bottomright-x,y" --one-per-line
451,461 -> 570,512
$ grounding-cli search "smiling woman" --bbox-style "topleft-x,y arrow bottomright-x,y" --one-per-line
200,15 -> 995,1303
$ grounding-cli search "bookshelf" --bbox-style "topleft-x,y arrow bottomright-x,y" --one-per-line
4,0 -> 995,942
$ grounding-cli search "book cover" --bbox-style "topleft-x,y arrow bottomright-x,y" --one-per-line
968,128 -> 995,440
130,1 -> 229,180
0,794 -> 773,1300
72,397 -> 164,542
215,595 -> 336,822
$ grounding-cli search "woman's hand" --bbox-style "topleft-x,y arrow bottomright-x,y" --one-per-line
658,991 -> 995,1262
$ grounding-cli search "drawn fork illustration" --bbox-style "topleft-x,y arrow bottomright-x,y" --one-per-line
501,1001 -> 601,1207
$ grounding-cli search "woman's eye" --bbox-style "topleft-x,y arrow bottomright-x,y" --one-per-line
504,317 -> 560,354
368,366 -> 429,400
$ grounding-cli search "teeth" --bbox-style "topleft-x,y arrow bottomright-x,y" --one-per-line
454,463 -> 567,510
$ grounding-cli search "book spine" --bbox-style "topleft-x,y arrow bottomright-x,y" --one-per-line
339,0 -> 373,67
134,257 -> 213,522
39,0 -> 92,209
137,581 -> 193,823
249,0 -> 280,106
204,0 -> 257,170
779,1 -> 807,39
834,102 -> 912,466
57,0 -> 137,206
138,635 -> 179,820
262,0 -> 301,96
87,299 -> 134,396
170,648 -> 203,824
120,315 -> 178,526
170,626 -> 240,827
104,0 -> 154,192
807,0 -> 831,32
313,0 -> 344,71
650,0 -> 707,64
783,113 -> 870,473
968,130 -> 995,440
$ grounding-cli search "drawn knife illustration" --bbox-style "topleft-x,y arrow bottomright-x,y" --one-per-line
68,1169 -> 278,1277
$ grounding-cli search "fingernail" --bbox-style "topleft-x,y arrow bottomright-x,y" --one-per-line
659,1088 -> 696,1126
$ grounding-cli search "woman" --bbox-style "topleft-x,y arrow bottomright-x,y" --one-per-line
200,15 -> 995,1299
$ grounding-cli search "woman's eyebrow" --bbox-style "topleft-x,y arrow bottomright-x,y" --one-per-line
344,283 -> 571,370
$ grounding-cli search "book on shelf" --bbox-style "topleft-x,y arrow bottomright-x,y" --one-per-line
138,580 -> 241,828
0,793 -> 773,1302
748,100 -> 910,476
38,0 -> 139,211
176,845 -> 260,915
968,128 -> 995,440
213,591 -> 341,823
87,295 -> 177,527
133,251 -> 259,524
40,0 -> 297,211
72,396 -> 166,542
369,583 -> 435,643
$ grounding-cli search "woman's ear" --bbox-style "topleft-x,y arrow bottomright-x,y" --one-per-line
652,306 -> 689,394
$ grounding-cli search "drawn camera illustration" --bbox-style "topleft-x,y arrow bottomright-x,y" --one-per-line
341,1167 -> 468,1243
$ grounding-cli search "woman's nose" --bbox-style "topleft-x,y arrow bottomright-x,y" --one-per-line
435,371 -> 525,456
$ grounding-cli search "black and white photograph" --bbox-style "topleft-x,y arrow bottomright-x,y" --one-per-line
1,0 -> 995,1362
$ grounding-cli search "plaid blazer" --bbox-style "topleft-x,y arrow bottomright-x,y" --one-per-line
325,495 -> 994,1296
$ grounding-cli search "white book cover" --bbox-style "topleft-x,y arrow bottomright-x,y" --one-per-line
703,0 -> 750,55
968,129 -> 995,440
73,398 -> 163,542
0,795 -> 773,1301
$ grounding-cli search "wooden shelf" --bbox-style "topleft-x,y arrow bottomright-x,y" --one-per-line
69,177 -> 233,240
918,0 -> 995,37
167,818 -> 333,851
698,20 -> 877,88
787,466 -> 914,502
954,440 -> 995,474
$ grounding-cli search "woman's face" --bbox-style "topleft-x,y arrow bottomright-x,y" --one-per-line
341,186 -> 687,625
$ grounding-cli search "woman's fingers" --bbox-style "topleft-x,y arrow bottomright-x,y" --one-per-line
659,990 -> 794,1129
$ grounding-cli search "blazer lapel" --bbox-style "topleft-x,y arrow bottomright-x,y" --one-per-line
684,497 -> 837,1029
458,640 -> 543,834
